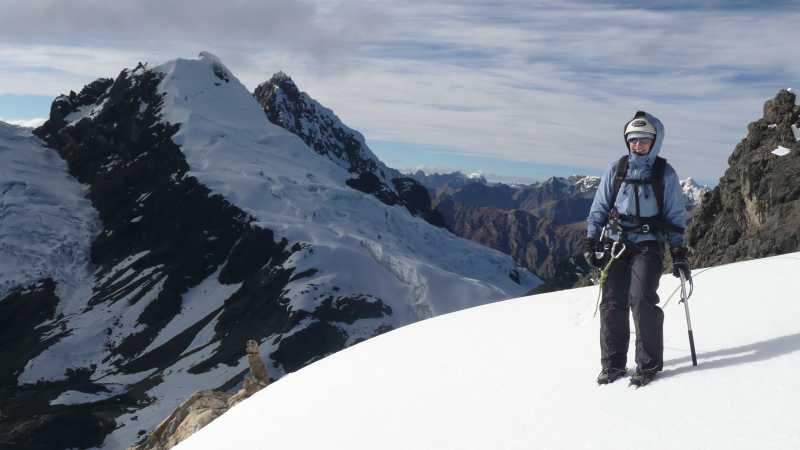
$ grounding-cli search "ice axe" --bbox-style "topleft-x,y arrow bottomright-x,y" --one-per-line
678,271 -> 698,366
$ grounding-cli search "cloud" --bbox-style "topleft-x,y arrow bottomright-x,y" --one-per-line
0,0 -> 797,181
0,0 -> 387,72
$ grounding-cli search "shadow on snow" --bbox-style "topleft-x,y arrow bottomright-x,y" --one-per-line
660,332 -> 800,380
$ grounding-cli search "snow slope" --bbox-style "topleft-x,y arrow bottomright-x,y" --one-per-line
177,252 -> 800,450
0,121 -> 99,301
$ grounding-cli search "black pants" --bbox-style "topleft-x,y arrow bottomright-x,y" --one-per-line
600,240 -> 664,373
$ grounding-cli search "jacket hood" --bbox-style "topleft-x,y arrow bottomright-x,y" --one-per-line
625,111 -> 664,167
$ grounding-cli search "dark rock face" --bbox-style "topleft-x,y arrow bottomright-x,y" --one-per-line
255,72 -> 383,177
392,177 -> 447,227
254,72 -> 444,227
0,281 -> 118,450
4,65 -> 392,450
0,280 -> 59,388
687,90 -> 800,267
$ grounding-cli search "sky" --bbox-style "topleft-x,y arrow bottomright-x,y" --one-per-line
1,0 -> 798,185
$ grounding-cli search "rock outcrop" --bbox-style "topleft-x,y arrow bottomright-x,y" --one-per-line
687,90 -> 800,267
129,340 -> 270,450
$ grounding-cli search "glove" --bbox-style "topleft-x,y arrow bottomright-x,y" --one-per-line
670,246 -> 691,280
582,237 -> 604,269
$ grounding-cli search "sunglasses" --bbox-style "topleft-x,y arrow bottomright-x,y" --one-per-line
627,138 -> 653,145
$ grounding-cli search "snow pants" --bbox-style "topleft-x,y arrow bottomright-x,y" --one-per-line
600,240 -> 664,373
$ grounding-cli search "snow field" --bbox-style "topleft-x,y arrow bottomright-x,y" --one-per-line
177,252 -> 800,450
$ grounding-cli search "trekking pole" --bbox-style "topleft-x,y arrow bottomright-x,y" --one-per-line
678,271 -> 697,366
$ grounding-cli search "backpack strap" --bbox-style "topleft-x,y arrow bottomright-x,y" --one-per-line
610,155 -> 628,209
652,156 -> 667,218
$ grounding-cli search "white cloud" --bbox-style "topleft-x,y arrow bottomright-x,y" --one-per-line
0,0 -> 797,180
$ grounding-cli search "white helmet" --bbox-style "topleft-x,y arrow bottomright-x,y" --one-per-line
624,111 -> 656,141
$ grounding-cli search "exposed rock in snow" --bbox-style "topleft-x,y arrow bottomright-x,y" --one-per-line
254,72 -> 445,227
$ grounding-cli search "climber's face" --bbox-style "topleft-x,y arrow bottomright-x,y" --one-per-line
628,137 -> 653,155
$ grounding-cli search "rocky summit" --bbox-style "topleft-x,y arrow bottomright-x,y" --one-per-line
687,90 -> 800,267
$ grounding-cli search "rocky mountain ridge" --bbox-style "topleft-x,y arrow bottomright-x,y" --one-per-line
255,73 -> 444,227
687,89 -> 800,267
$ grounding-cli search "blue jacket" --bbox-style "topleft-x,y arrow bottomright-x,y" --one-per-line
587,112 -> 686,247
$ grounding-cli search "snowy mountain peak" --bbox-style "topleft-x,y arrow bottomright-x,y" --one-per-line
680,177 -> 710,210
261,71 -> 300,99
571,175 -> 601,194
155,53 -> 270,134
407,170 -> 488,192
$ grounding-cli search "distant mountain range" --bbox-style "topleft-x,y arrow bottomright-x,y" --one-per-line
407,169 -> 709,287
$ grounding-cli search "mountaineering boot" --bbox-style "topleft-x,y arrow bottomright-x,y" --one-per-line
629,368 -> 657,387
597,367 -> 627,385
